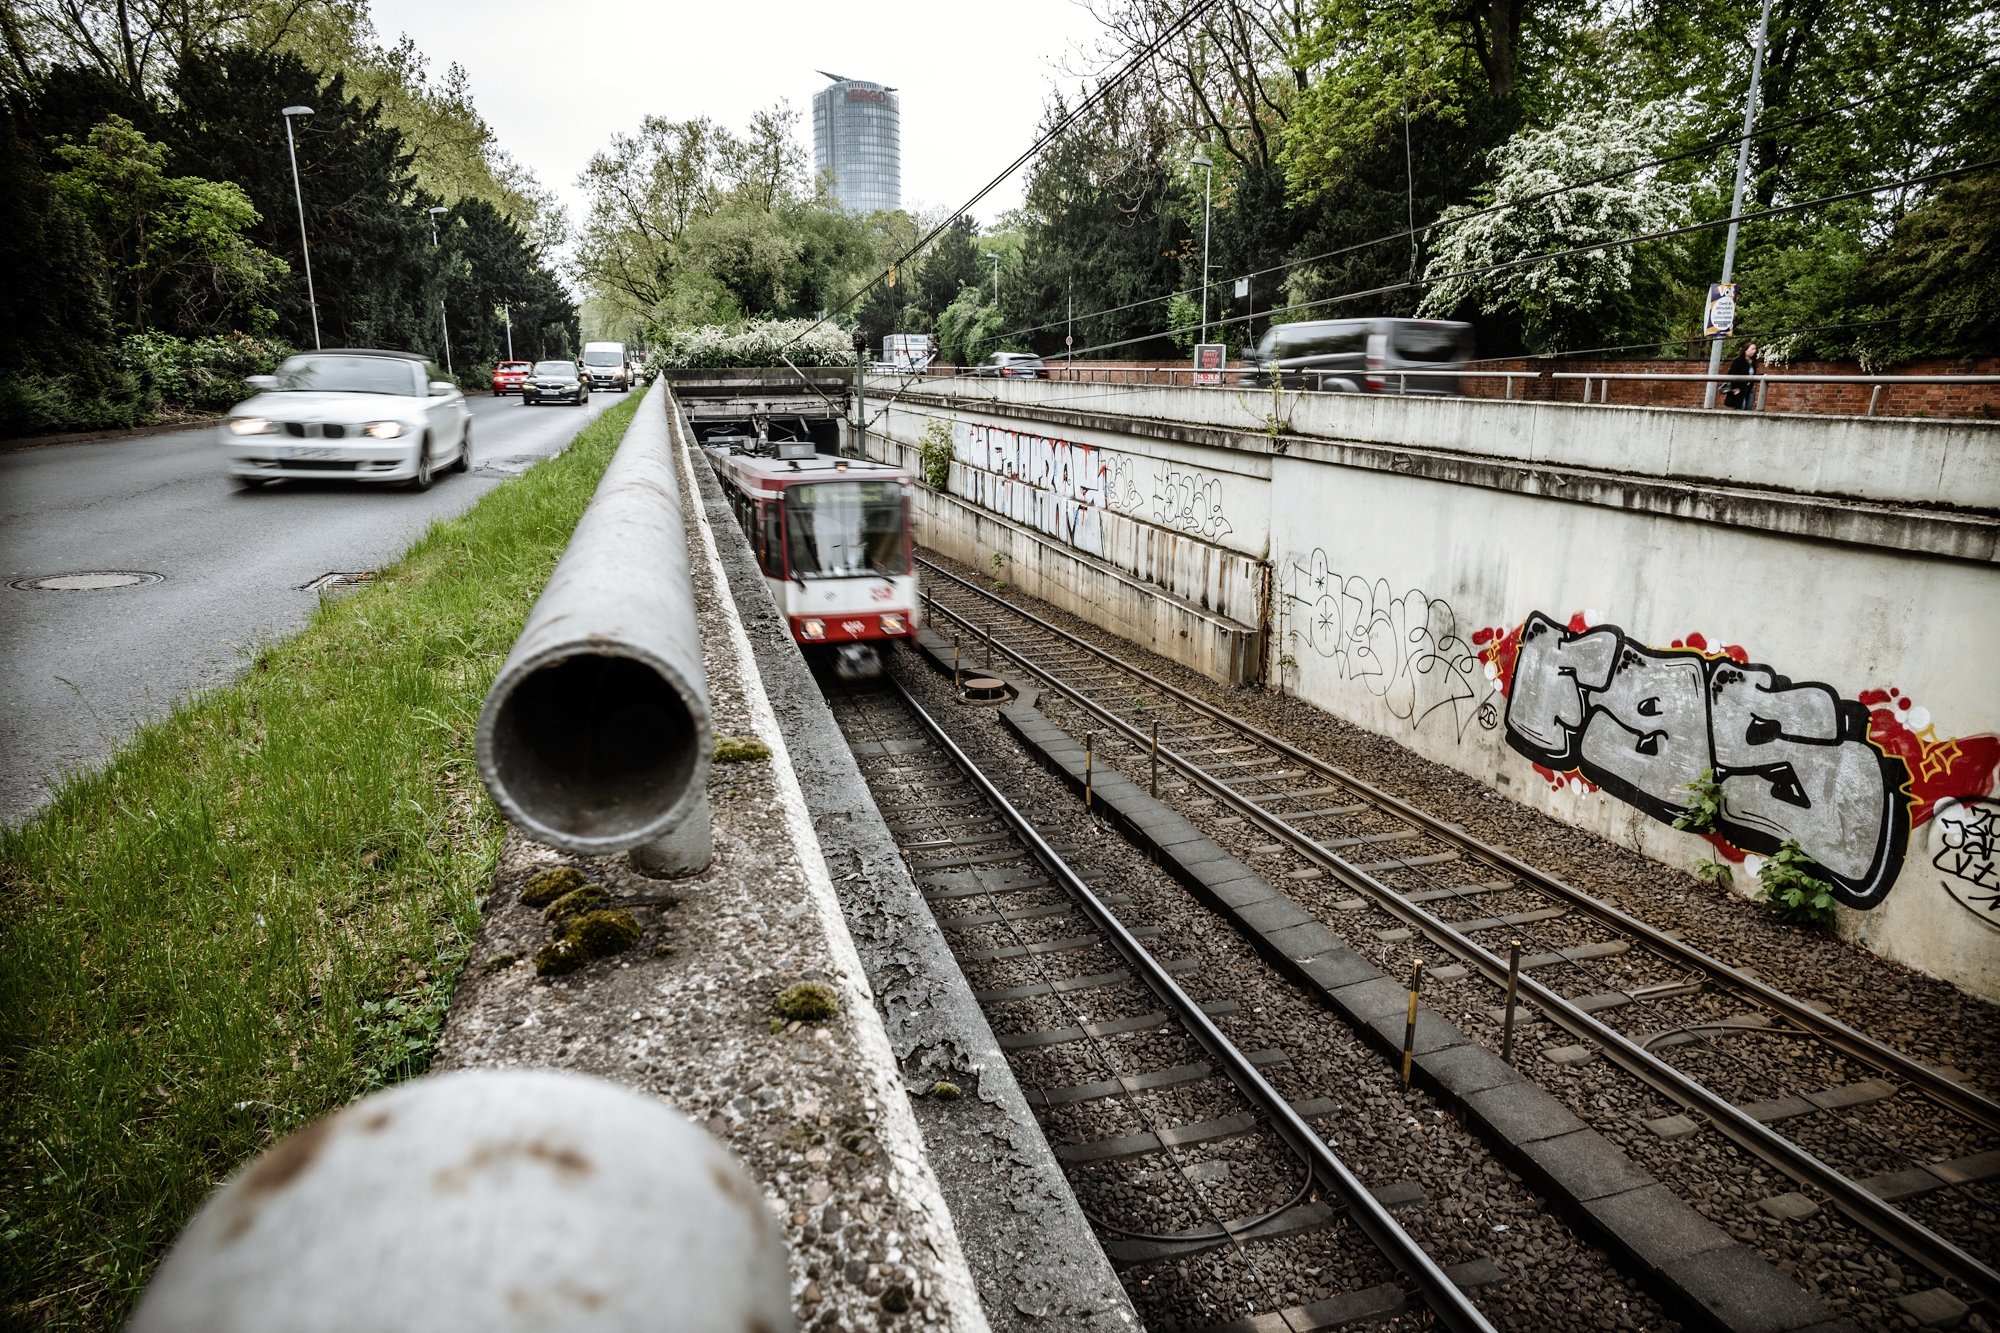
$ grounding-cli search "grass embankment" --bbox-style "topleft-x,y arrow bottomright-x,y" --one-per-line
0,391 -> 644,1329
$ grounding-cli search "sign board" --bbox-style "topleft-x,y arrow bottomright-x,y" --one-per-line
1193,343 -> 1226,386
846,88 -> 889,103
1704,283 -> 1737,339
1234,278 -> 1249,298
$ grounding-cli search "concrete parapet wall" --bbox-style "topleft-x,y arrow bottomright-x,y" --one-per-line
864,375 -> 2000,1001
912,483 -> 1263,686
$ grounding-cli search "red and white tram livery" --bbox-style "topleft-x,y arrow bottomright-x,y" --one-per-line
704,442 -> 921,665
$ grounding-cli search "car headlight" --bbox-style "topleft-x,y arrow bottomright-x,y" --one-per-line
800,618 -> 827,641
878,613 -> 906,635
228,417 -> 276,435
364,421 -> 404,439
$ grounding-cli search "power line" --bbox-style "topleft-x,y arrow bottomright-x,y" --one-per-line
1050,158 -> 2000,359
779,0 -> 1227,353
964,54 -> 2000,355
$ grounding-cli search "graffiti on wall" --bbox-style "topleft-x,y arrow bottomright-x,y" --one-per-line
949,420 -> 1239,552
1495,611 -> 1919,908
1931,797 -> 2000,928
1282,551 -> 1497,743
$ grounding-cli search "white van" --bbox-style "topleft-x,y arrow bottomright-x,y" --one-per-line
581,342 -> 633,392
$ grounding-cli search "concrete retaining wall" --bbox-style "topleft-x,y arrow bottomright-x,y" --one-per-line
869,376 -> 2000,1002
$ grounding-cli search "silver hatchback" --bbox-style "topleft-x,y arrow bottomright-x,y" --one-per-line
1238,318 -> 1474,394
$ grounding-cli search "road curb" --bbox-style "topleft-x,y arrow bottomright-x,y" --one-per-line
3,418 -> 220,452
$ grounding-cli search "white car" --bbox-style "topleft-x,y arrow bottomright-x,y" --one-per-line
222,348 -> 472,491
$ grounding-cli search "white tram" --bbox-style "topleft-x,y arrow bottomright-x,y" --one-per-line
703,439 -> 920,673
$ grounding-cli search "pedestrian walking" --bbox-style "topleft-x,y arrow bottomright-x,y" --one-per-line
1723,342 -> 1759,409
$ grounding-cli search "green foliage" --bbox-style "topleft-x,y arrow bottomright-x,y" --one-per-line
714,735 -> 773,764
1166,292 -> 1202,353
1753,841 -> 1839,928
918,419 -> 955,490
120,331 -> 291,411
938,287 -> 1005,365
1672,767 -> 1726,834
50,115 -> 284,335
0,389 -> 645,1327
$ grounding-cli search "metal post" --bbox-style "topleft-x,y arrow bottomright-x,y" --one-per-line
504,302 -> 513,361
1401,958 -> 1424,1088
427,207 -> 453,375
985,623 -> 992,667
280,108 -> 320,350
1868,384 -> 1882,416
854,332 -> 867,459
1196,159 -> 1214,345
1084,732 -> 1094,808
1500,940 -> 1522,1063
953,638 -> 960,692
1150,720 -> 1159,797
1704,0 -> 1775,408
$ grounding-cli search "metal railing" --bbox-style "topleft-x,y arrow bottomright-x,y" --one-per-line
909,363 -> 2000,417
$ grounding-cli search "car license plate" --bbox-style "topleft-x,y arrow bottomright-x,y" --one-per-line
281,446 -> 340,460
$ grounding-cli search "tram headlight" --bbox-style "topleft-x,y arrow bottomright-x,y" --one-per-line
800,618 -> 827,640
878,613 -> 906,635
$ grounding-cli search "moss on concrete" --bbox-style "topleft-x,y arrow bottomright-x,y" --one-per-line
714,735 -> 772,764
519,865 -> 586,907
775,981 -> 838,1022
542,883 -> 610,926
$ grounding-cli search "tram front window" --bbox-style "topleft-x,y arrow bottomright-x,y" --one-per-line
785,482 -> 909,577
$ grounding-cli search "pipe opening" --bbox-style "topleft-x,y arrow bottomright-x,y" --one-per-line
489,653 -> 698,842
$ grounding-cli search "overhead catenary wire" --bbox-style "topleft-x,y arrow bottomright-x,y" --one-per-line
776,0 -> 1229,355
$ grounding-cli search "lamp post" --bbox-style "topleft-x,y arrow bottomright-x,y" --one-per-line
280,106 -> 320,350
984,252 -> 1000,306
1704,0 -> 1774,408
1190,153 -> 1215,346
503,302 -> 513,360
426,205 -> 452,375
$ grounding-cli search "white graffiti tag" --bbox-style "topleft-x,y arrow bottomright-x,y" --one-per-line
1931,797 -> 2000,928
1283,550 -> 1495,742
1503,611 -> 1910,909
1151,464 -> 1233,540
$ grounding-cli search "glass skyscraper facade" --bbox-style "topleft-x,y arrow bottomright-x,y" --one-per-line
812,78 -> 900,215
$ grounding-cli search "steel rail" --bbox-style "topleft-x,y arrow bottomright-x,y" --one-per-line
884,673 -> 1501,1333
919,556 -> 2000,1133
916,565 -> 2000,1302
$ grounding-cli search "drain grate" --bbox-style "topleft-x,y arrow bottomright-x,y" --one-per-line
10,571 -> 165,591
300,571 -> 376,592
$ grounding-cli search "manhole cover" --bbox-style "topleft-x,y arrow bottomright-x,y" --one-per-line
300,571 -> 377,592
960,676 -> 1010,702
11,571 -> 164,591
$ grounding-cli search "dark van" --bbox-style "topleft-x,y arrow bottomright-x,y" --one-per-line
1238,318 -> 1474,394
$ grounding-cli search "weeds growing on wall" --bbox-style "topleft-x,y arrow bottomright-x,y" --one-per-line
1753,842 -> 1840,929
918,418 -> 953,490
0,391 -> 643,1329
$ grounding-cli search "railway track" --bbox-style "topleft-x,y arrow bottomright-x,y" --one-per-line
915,554 -> 2000,1316
827,671 -> 1506,1332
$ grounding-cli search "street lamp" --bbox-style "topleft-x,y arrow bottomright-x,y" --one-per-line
503,301 -> 513,361
1703,0 -> 1775,408
280,106 -> 320,350
984,252 -> 1000,306
426,205 -> 452,376
1190,153 -> 1215,346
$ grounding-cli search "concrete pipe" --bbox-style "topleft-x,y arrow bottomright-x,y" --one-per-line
128,1069 -> 794,1333
476,387 -> 712,875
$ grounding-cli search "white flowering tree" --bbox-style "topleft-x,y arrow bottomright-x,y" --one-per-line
647,319 -> 854,369
1418,102 -> 1692,353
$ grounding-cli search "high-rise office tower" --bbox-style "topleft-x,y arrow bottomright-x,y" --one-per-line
812,74 -> 900,214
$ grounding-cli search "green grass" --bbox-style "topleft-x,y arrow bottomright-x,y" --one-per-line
0,391 -> 644,1329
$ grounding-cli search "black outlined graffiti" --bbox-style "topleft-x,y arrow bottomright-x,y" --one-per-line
1152,463 -> 1234,540
1283,550 -> 1495,743
1503,611 -> 1911,909
1930,796 -> 2000,928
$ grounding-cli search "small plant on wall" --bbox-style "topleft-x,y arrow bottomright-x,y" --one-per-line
1674,770 -> 1838,928
918,419 -> 953,490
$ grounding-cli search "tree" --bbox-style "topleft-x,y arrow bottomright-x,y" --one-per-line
1417,102 -> 1692,352
49,113 -> 281,333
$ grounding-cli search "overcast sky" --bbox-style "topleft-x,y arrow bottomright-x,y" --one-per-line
368,0 -> 1111,230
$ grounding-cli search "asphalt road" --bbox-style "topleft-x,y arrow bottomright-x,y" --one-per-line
0,390 -> 624,827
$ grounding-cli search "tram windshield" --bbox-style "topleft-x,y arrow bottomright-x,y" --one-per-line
784,481 -> 908,577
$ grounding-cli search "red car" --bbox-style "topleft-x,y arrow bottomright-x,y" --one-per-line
492,361 -> 533,395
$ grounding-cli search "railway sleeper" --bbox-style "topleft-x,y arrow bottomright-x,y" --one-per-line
999,999 -> 1242,1050
973,956 -> 1200,1002
1057,1099 -> 1344,1164
1025,1049 -> 1289,1108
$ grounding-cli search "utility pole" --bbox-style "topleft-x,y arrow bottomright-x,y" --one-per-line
1705,0 -> 1775,408
426,205 -> 452,375
853,330 -> 867,459
1191,154 -> 1215,344
280,106 -> 320,349
985,252 -> 1000,306
504,302 -> 513,360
